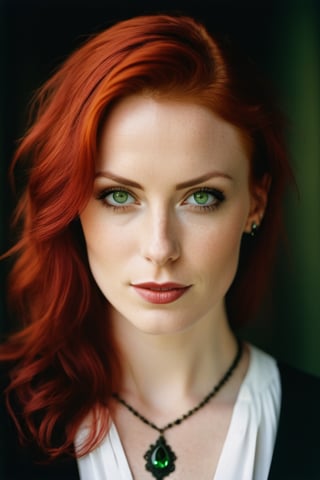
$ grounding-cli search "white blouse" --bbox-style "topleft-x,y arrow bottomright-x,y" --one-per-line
76,344 -> 281,480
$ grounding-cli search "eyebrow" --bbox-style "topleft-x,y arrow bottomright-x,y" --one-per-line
95,171 -> 142,189
176,171 -> 232,189
95,170 -> 232,190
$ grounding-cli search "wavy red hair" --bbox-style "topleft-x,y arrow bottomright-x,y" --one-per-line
0,14 -> 294,459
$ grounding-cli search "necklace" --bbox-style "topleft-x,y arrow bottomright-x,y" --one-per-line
112,337 -> 243,480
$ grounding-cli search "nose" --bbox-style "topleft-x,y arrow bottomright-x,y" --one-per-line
141,207 -> 181,266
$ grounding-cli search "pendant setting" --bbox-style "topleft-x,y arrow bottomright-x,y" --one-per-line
144,435 -> 176,479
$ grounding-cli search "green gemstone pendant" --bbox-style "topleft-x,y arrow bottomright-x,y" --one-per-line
144,435 -> 176,479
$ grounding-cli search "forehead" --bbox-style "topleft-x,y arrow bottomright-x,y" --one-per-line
97,94 -> 251,177
101,94 -> 247,142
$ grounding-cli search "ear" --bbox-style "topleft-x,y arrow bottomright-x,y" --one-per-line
244,174 -> 271,234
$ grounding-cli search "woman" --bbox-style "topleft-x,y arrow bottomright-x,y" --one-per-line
1,13 -> 319,480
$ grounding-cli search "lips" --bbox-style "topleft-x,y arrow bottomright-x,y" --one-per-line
132,282 -> 191,304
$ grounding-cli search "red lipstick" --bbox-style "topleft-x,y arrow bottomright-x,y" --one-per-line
132,282 -> 190,304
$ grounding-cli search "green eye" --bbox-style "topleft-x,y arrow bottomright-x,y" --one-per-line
193,191 -> 211,205
103,189 -> 135,207
112,191 -> 130,204
185,188 -> 225,209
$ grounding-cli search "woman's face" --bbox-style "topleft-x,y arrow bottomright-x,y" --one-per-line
80,95 -> 264,335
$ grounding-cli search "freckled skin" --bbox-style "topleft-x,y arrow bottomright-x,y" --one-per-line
80,95 -> 257,336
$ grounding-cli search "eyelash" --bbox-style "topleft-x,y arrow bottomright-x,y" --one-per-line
96,187 -> 136,211
96,187 -> 225,212
184,187 -> 225,212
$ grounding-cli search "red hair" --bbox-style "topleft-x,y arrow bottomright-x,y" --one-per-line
0,14 -> 294,459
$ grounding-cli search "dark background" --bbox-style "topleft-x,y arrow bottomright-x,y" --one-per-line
1,0 -> 320,374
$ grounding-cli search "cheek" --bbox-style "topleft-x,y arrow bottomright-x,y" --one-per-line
81,218 -> 136,288
189,209 -> 246,251
201,233 -> 242,270
84,229 -> 128,266
188,213 -> 246,281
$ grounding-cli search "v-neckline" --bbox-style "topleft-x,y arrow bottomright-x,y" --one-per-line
108,346 -> 254,480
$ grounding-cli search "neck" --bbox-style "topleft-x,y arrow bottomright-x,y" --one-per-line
110,305 -> 238,413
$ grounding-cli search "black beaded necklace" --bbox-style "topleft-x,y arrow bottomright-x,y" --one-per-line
112,337 -> 243,480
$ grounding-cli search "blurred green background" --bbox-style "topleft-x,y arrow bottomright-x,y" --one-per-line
0,0 -> 319,374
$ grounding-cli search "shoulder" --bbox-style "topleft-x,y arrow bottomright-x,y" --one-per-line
268,360 -> 320,479
0,361 -> 80,480
245,343 -> 281,398
246,344 -> 320,402
277,360 -> 320,417
277,359 -> 320,392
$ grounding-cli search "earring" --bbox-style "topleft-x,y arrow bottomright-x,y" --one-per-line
250,222 -> 259,237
